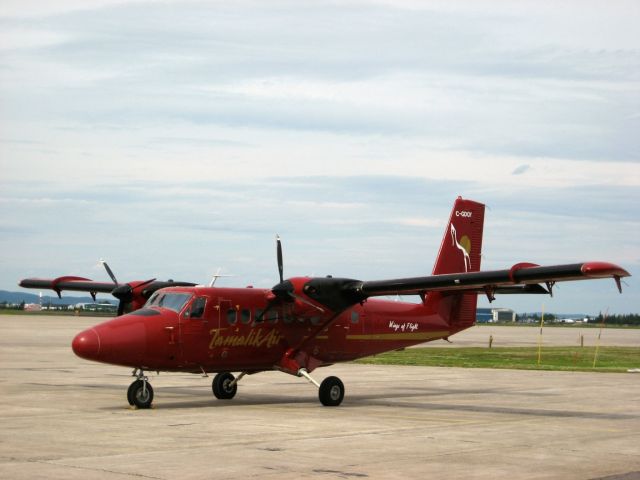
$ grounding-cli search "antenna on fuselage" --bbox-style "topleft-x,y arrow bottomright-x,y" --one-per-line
209,267 -> 234,287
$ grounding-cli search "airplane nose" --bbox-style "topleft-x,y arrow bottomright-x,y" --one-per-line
72,328 -> 101,360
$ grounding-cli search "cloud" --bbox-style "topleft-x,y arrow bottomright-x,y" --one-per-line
512,164 -> 531,175
1,1 -> 638,314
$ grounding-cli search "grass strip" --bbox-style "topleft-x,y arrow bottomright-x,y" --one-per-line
354,346 -> 640,373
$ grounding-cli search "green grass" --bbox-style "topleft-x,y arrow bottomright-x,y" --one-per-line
355,346 -> 640,373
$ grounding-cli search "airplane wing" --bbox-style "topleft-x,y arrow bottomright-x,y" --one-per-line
351,261 -> 630,301
19,277 -> 117,297
297,261 -> 630,312
274,261 -> 630,376
19,275 -> 197,315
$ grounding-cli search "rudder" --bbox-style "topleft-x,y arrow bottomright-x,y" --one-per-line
432,196 -> 485,275
428,197 -> 485,330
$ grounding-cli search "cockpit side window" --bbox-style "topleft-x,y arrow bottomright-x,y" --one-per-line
189,297 -> 206,319
145,292 -> 192,313
147,292 -> 160,305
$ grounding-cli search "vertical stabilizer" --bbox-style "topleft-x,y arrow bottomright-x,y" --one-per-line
432,196 -> 485,275
428,197 -> 485,329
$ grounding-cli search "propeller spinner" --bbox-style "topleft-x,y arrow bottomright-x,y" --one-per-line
101,261 -> 156,316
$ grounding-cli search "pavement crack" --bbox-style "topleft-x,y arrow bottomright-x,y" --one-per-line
32,460 -> 167,479
313,468 -> 369,478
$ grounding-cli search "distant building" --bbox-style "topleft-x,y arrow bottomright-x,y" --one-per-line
476,308 -> 493,323
476,307 -> 516,323
76,303 -> 117,313
41,304 -> 74,311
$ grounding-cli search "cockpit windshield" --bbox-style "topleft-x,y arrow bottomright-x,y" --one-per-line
145,292 -> 192,313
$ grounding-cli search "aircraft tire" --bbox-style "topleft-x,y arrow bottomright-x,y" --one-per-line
212,372 -> 237,400
126,381 -> 137,405
319,376 -> 344,407
129,380 -> 154,409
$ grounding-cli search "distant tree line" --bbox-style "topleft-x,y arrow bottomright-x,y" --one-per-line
0,301 -> 25,310
592,313 -> 640,326
515,313 -> 557,321
514,312 -> 640,326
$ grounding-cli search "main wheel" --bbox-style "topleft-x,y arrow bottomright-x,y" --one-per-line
319,376 -> 344,407
212,372 -> 237,400
128,380 -> 154,409
126,381 -> 137,405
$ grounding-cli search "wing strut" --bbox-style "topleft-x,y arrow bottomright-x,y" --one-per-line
546,281 -> 555,297
614,275 -> 623,294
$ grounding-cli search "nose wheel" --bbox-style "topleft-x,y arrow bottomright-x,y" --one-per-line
127,370 -> 154,409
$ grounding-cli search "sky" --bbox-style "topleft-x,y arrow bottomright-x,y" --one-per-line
1,0 -> 638,315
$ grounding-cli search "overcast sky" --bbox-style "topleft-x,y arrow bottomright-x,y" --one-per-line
1,0 -> 638,314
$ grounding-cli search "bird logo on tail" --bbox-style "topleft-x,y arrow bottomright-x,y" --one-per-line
450,224 -> 472,272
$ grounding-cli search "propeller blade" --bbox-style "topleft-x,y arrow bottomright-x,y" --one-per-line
100,260 -> 118,286
256,235 -> 292,323
276,235 -> 284,284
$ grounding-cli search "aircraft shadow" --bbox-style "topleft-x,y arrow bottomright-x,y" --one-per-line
99,385 -> 639,421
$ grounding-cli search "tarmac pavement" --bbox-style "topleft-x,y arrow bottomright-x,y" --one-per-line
1,315 -> 639,479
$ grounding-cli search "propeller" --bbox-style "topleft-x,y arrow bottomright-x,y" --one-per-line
272,235 -> 294,300
256,236 -> 294,322
101,261 -> 157,316
111,278 -> 157,316
255,236 -> 324,323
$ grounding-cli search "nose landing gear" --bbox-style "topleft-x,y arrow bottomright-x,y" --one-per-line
127,369 -> 154,409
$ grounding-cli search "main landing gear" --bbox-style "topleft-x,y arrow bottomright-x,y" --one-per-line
127,369 -> 154,409
209,369 -> 345,406
298,369 -> 345,407
212,372 -> 246,400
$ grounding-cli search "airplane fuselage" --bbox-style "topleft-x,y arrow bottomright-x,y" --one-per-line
72,283 -> 472,375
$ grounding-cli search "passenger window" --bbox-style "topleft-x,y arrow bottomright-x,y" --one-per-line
190,297 -> 206,319
241,309 -> 251,324
226,308 -> 237,325
351,311 -> 359,324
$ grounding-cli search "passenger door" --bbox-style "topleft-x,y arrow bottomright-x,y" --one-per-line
179,295 -> 211,366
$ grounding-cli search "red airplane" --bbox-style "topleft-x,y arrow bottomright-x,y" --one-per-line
19,197 -> 630,408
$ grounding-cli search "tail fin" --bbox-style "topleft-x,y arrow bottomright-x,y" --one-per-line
428,197 -> 485,330
432,196 -> 485,275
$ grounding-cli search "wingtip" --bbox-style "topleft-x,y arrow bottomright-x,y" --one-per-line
580,262 -> 630,278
